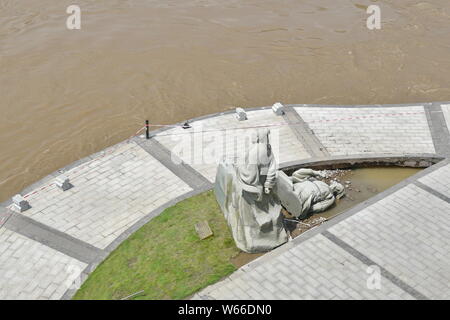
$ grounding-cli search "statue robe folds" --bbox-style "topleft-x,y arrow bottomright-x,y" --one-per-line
214,129 -> 288,253
291,168 -> 345,216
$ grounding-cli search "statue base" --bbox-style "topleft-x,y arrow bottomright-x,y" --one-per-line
214,162 -> 288,253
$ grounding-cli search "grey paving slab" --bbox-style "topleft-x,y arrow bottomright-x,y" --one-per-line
282,106 -> 330,158
134,136 -> 212,189
328,184 -> 450,299
0,228 -> 86,300
418,162 -> 450,200
4,212 -> 105,264
154,109 -> 311,182
9,141 -> 192,249
294,106 -> 435,155
290,102 -> 450,109
414,181 -> 450,204
441,104 -> 450,136
424,103 -> 450,157
322,231 -> 427,300
195,234 -> 414,300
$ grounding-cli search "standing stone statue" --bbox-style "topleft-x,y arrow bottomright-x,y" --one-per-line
214,129 -> 288,253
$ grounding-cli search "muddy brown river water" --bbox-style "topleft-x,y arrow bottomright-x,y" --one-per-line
1,1 -> 450,201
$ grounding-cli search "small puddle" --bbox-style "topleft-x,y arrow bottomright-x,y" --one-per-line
231,166 -> 422,268
287,166 -> 422,238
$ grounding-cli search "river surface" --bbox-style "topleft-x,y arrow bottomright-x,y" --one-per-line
1,1 -> 450,201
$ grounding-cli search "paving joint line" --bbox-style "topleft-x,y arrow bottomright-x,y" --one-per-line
414,181 -> 450,204
322,230 -> 429,300
283,106 -> 330,158
3,213 -> 105,264
424,103 -> 450,157
133,136 -> 212,190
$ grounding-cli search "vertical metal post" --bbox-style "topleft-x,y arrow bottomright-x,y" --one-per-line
145,120 -> 150,140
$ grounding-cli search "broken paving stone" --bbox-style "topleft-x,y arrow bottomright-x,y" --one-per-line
195,221 -> 213,240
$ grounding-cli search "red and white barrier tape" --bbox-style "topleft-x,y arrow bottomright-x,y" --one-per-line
10,125 -> 147,203
152,111 -> 425,136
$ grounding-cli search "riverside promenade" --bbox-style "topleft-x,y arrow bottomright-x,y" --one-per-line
1,102 -> 450,300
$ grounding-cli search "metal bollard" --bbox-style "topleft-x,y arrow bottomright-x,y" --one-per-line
12,194 -> 31,212
145,120 -> 150,140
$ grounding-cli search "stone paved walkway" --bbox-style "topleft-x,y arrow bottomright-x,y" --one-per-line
1,102 -> 449,300
194,164 -> 450,300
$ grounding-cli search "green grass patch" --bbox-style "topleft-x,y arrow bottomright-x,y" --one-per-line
73,190 -> 240,300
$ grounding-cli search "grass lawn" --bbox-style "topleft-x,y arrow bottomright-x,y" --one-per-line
73,190 -> 240,300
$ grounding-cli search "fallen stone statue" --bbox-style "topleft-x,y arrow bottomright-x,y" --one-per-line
275,168 -> 345,220
214,128 -> 345,253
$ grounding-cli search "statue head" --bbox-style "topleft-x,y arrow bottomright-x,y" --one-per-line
330,181 -> 345,199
